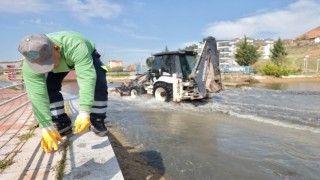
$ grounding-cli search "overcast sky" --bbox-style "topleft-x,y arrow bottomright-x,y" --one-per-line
0,0 -> 319,65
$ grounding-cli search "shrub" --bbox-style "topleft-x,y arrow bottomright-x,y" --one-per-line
252,60 -> 270,74
261,64 -> 293,77
261,64 -> 276,75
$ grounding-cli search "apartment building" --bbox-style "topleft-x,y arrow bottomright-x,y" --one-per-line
192,37 -> 274,66
216,40 -> 235,66
108,60 -> 123,68
259,39 -> 274,59
216,37 -> 274,66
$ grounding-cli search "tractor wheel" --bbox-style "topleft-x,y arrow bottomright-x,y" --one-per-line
129,87 -> 140,98
204,90 -> 211,99
153,82 -> 173,102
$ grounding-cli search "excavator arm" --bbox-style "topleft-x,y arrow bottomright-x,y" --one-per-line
189,36 -> 223,97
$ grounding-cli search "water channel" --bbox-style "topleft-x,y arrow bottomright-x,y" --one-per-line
105,81 -> 320,180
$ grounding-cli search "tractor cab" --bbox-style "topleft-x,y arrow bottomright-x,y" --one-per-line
151,51 -> 197,82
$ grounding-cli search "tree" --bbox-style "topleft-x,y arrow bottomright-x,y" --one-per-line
164,46 -> 169,52
235,36 -> 260,66
184,44 -> 198,51
270,38 -> 288,66
146,57 -> 154,67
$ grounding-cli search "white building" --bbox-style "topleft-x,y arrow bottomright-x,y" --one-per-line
216,37 -> 274,66
193,37 -> 274,66
315,37 -> 320,43
260,39 -> 274,59
194,42 -> 204,55
216,40 -> 235,66
108,60 -> 123,68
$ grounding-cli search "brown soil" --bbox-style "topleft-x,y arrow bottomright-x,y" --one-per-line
222,75 -> 320,88
108,128 -> 166,180
250,76 -> 320,83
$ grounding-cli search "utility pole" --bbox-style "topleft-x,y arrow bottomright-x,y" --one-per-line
304,55 -> 309,73
303,58 -> 306,73
140,58 -> 143,72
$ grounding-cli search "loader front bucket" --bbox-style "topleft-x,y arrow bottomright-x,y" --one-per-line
115,83 -> 131,95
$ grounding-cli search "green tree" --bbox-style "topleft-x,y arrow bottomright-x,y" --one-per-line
164,46 -> 169,52
235,36 -> 261,66
184,44 -> 198,51
146,57 -> 154,67
270,38 -> 288,66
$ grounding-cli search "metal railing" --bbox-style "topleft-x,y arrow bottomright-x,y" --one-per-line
221,66 -> 253,74
0,59 -> 23,81
0,60 -> 29,121
0,83 -> 30,121
0,82 -> 24,91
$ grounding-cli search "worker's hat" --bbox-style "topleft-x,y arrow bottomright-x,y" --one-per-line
18,34 -> 54,73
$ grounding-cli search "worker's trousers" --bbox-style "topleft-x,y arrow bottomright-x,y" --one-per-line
46,50 -> 108,124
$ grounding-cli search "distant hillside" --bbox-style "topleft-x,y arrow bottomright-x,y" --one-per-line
297,26 -> 320,40
285,43 -> 320,71
280,26 -> 320,72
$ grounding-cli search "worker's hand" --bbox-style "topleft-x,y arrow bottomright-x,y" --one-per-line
74,111 -> 91,134
41,126 -> 63,153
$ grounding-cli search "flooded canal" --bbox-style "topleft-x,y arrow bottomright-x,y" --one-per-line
65,81 -> 320,180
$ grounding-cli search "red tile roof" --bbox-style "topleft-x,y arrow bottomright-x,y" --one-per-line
109,60 -> 123,63
299,26 -> 320,39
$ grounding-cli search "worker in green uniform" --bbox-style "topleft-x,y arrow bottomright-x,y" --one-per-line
18,31 -> 108,153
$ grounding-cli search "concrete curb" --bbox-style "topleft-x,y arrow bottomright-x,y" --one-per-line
63,93 -> 124,180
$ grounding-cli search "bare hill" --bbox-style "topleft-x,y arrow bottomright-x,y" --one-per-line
285,43 -> 320,71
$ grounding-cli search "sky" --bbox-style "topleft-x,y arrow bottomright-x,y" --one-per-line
0,0 -> 319,65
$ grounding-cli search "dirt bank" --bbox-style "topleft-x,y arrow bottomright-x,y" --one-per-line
107,74 -> 320,84
108,77 -> 133,83
250,75 -> 320,83
221,75 -> 320,88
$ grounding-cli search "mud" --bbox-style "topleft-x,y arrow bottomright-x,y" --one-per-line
108,128 -> 166,180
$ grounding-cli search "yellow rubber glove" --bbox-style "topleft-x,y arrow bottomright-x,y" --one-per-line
74,111 -> 91,134
41,126 -> 63,153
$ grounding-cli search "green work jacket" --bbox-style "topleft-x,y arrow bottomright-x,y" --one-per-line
22,31 -> 96,128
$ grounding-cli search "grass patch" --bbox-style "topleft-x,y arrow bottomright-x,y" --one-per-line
286,44 -> 320,71
28,125 -> 38,131
107,73 -> 130,77
55,135 -> 71,180
252,44 -> 320,75
18,132 -> 35,141
55,101 -> 72,180
0,158 -> 14,169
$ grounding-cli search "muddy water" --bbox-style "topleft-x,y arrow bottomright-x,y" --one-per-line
0,80 -> 14,88
64,81 -> 320,180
